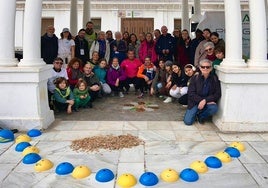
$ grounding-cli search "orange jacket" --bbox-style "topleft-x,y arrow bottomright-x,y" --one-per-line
137,63 -> 156,80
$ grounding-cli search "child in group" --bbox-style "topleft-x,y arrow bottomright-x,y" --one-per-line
53,77 -> 74,114
167,63 -> 188,103
150,59 -> 167,96
212,46 -> 225,74
107,57 -> 127,97
93,58 -> 112,95
178,64 -> 197,106
136,56 -> 157,98
73,79 -> 92,111
163,60 -> 174,103
67,57 -> 83,90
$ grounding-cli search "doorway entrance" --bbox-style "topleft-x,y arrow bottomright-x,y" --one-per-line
121,18 -> 154,35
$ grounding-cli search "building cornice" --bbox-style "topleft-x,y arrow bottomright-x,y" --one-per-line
16,1 -> 249,11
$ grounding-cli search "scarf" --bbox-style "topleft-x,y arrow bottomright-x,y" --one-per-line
112,64 -> 120,70
55,87 -> 71,98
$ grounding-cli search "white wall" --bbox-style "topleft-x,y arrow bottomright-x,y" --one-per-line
15,8 -> 184,48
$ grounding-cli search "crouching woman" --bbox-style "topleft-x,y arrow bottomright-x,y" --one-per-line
183,59 -> 221,125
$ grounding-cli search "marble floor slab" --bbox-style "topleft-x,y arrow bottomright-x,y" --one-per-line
0,120 -> 268,188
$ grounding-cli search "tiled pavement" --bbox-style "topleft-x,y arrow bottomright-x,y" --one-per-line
1,92 -> 268,187
0,120 -> 268,188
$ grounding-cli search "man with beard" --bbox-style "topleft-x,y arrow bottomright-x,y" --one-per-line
74,29 -> 89,65
84,21 -> 98,50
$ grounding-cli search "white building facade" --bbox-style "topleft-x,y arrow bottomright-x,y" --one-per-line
0,0 -> 268,132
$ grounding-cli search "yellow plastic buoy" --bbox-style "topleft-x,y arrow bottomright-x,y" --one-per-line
117,173 -> 137,188
22,146 -> 40,156
160,168 -> 179,182
215,151 -> 232,163
34,159 -> 54,172
190,160 -> 208,173
72,165 -> 91,179
229,142 -> 246,152
15,134 -> 31,143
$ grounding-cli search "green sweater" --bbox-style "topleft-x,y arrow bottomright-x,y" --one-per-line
73,88 -> 90,99
53,87 -> 74,103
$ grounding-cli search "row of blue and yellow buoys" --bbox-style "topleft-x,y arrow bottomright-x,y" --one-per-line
0,128 -> 246,187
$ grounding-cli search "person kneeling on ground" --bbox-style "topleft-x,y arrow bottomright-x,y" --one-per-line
107,57 -> 127,97
73,79 -> 92,111
53,77 -> 75,114
79,63 -> 101,101
183,59 -> 221,125
137,56 -> 157,98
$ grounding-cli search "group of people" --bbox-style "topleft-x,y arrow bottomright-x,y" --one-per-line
43,22 -> 223,125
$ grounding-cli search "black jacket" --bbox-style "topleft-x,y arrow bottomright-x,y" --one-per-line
187,73 -> 221,109
155,33 -> 175,61
74,36 -> 89,65
41,33 -> 58,64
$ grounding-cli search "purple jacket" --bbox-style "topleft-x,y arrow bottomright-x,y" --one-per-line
107,66 -> 127,86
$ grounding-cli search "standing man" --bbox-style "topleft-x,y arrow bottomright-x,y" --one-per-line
155,26 -> 175,61
41,25 -> 58,64
85,21 -> 98,50
74,29 -> 89,66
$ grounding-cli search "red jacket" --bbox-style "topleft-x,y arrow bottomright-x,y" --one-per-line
139,40 -> 158,65
67,67 -> 83,86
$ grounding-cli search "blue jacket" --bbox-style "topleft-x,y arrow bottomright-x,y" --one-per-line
93,65 -> 107,83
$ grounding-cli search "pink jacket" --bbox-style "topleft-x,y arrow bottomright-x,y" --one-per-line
139,40 -> 158,65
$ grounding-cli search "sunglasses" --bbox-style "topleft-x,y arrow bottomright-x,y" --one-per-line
200,66 -> 211,69
205,48 -> 213,52
55,61 -> 63,65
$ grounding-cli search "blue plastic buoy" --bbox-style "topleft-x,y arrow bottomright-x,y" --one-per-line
179,168 -> 199,182
55,162 -> 74,175
27,129 -> 42,137
23,153 -> 41,164
139,172 -> 159,186
95,168 -> 115,182
205,156 -> 222,168
224,147 -> 241,158
0,129 -> 14,143
15,142 -> 31,152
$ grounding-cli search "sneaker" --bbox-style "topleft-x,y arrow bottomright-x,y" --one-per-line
163,97 -> 172,103
182,105 -> 188,108
137,93 -> 144,98
119,92 -> 124,98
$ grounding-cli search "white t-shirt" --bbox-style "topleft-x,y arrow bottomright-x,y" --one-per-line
58,38 -> 75,56
47,68 -> 68,93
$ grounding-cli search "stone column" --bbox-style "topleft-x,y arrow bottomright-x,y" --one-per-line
214,0 -> 268,133
0,0 -> 18,67
182,0 -> 190,31
191,0 -> 202,23
247,0 -> 268,67
0,0 -> 55,131
19,0 -> 45,67
83,0 -> 91,27
70,0 -> 77,35
220,0 -> 246,67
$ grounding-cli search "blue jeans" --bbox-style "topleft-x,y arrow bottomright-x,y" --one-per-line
183,104 -> 218,125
